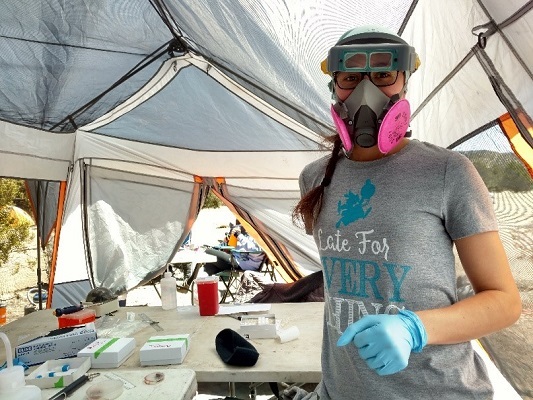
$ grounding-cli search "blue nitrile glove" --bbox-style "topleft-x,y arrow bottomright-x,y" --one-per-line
337,310 -> 427,376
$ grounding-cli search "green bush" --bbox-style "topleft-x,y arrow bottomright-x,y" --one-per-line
461,150 -> 533,192
0,179 -> 32,265
203,190 -> 223,209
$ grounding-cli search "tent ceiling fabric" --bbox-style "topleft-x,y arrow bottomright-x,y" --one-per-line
0,0 -> 165,131
0,0 -> 531,148
163,0 -> 413,128
0,121 -> 74,180
75,132 -> 323,179
91,63 -> 322,151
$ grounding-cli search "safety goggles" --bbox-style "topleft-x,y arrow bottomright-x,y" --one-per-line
334,70 -> 399,89
326,43 -> 417,74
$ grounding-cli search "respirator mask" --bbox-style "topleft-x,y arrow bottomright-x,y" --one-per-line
331,78 -> 411,156
323,35 -> 419,156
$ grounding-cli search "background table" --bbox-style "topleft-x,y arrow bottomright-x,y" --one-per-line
168,249 -> 218,301
170,248 -> 217,265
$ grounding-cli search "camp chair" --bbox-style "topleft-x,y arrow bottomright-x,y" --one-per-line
217,251 -> 273,303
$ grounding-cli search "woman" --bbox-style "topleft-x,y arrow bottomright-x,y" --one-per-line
293,26 -> 521,399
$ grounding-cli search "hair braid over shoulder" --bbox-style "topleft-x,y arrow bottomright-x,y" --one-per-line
292,137 -> 343,232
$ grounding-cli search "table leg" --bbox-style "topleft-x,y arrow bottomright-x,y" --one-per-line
186,262 -> 204,286
186,262 -> 206,305
228,381 -> 236,397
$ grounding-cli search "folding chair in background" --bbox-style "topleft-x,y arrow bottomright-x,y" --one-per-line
216,250 -> 273,303
216,250 -> 268,303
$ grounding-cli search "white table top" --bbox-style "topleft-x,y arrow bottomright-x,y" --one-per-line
0,302 -> 324,384
170,248 -> 217,265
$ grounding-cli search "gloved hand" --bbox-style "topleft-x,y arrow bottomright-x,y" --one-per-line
337,310 -> 427,376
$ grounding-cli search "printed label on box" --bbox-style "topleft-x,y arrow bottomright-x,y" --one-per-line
15,326 -> 97,366
140,334 -> 190,366
77,337 -> 136,368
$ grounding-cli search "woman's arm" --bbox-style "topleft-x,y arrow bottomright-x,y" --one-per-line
417,231 -> 522,345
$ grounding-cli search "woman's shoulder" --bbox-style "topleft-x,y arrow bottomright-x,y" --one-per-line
301,154 -> 330,178
409,140 -> 480,183
410,140 -> 472,165
299,154 -> 330,194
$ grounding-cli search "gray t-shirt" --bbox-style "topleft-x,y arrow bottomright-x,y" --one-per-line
299,140 -> 498,400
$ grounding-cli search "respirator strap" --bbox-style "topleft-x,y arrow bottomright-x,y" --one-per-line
331,104 -> 354,157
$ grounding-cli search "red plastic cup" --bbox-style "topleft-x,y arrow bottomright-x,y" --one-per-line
196,276 -> 219,316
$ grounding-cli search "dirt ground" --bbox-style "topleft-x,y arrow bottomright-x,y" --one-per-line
0,227 -> 46,325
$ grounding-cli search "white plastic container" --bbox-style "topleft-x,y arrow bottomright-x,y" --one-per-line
0,332 -> 41,400
160,266 -> 178,310
240,314 -> 277,339
277,325 -> 300,343
26,357 -> 91,389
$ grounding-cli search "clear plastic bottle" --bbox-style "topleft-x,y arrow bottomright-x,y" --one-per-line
0,332 -> 41,400
160,266 -> 178,310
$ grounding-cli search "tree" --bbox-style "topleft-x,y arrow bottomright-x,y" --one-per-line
0,179 -> 32,265
203,190 -> 223,209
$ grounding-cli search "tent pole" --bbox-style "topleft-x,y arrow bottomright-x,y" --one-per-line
35,181 -> 43,310
46,181 -> 67,309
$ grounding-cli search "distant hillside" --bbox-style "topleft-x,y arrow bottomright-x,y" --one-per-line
458,150 -> 533,192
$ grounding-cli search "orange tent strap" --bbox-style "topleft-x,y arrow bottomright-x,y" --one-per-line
498,113 -> 533,178
46,181 -> 67,309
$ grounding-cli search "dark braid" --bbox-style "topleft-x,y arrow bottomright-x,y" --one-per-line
292,137 -> 343,232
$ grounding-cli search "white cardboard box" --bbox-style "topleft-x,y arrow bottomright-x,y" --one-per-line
77,337 -> 136,368
82,298 -> 119,317
15,326 -> 97,366
139,334 -> 191,366
26,357 -> 91,389
239,314 -> 277,339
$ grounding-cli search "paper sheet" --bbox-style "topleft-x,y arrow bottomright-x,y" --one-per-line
217,303 -> 272,315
